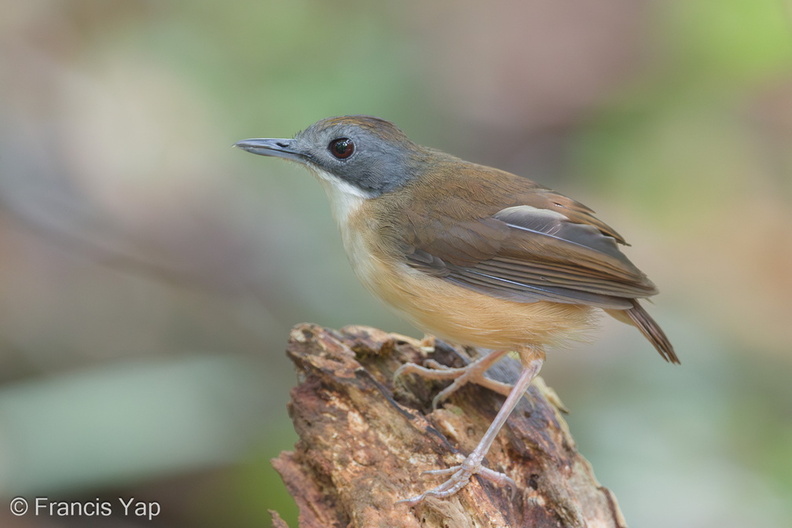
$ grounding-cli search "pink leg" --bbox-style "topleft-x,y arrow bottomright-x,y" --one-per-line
399,356 -> 545,505
395,350 -> 511,408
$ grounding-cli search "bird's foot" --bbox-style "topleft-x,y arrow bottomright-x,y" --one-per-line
395,350 -> 511,409
397,356 -> 545,507
397,455 -> 516,506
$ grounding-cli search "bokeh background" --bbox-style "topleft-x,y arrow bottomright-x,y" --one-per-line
1,1 -> 791,526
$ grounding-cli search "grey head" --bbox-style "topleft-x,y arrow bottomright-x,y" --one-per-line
235,115 -> 425,196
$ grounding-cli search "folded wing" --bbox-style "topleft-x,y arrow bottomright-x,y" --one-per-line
405,197 -> 658,310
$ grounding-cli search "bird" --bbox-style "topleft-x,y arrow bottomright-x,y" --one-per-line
235,115 -> 677,505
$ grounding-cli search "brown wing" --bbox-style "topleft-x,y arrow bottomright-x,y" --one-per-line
401,167 -> 657,310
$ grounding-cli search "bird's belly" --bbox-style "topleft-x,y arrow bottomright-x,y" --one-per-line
343,229 -> 597,351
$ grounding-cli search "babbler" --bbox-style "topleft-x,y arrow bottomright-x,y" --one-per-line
235,115 -> 677,505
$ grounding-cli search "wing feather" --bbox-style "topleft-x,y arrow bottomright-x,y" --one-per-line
404,197 -> 656,308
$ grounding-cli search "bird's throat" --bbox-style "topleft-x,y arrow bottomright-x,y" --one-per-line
312,168 -> 372,227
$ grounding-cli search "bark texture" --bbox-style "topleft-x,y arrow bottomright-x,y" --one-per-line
271,323 -> 627,528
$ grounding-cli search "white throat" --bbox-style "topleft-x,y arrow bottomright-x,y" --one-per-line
311,168 -> 372,227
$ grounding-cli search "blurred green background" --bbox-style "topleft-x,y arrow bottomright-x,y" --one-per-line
1,1 -> 790,526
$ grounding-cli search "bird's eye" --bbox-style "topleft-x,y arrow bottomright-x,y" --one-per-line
329,137 -> 355,159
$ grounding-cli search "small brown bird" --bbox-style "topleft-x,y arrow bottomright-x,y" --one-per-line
236,115 -> 677,505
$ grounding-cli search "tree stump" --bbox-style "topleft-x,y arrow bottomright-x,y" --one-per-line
271,323 -> 627,528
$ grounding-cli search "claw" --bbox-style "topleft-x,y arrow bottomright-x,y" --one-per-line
394,350 -> 512,409
397,456 -> 517,506
397,357 -> 545,506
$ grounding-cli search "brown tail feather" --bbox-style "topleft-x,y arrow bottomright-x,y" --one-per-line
607,301 -> 679,364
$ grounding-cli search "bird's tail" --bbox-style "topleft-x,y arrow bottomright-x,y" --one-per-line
607,300 -> 679,364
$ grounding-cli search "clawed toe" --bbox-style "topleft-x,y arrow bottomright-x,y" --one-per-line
398,459 -> 516,506
395,362 -> 470,409
394,361 -> 468,381
397,464 -> 475,506
397,357 -> 545,506
395,350 -> 512,409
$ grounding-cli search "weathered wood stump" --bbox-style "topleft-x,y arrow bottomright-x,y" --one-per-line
271,323 -> 627,528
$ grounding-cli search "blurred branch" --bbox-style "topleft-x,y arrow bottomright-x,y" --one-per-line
0,192 -> 288,326
0,192 -> 211,289
272,324 -> 627,528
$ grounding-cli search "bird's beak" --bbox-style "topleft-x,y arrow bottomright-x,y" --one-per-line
234,138 -> 306,163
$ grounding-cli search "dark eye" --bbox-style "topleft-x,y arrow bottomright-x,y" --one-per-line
329,137 -> 355,159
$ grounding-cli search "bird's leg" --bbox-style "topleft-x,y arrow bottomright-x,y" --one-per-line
395,349 -> 511,409
399,353 -> 545,506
